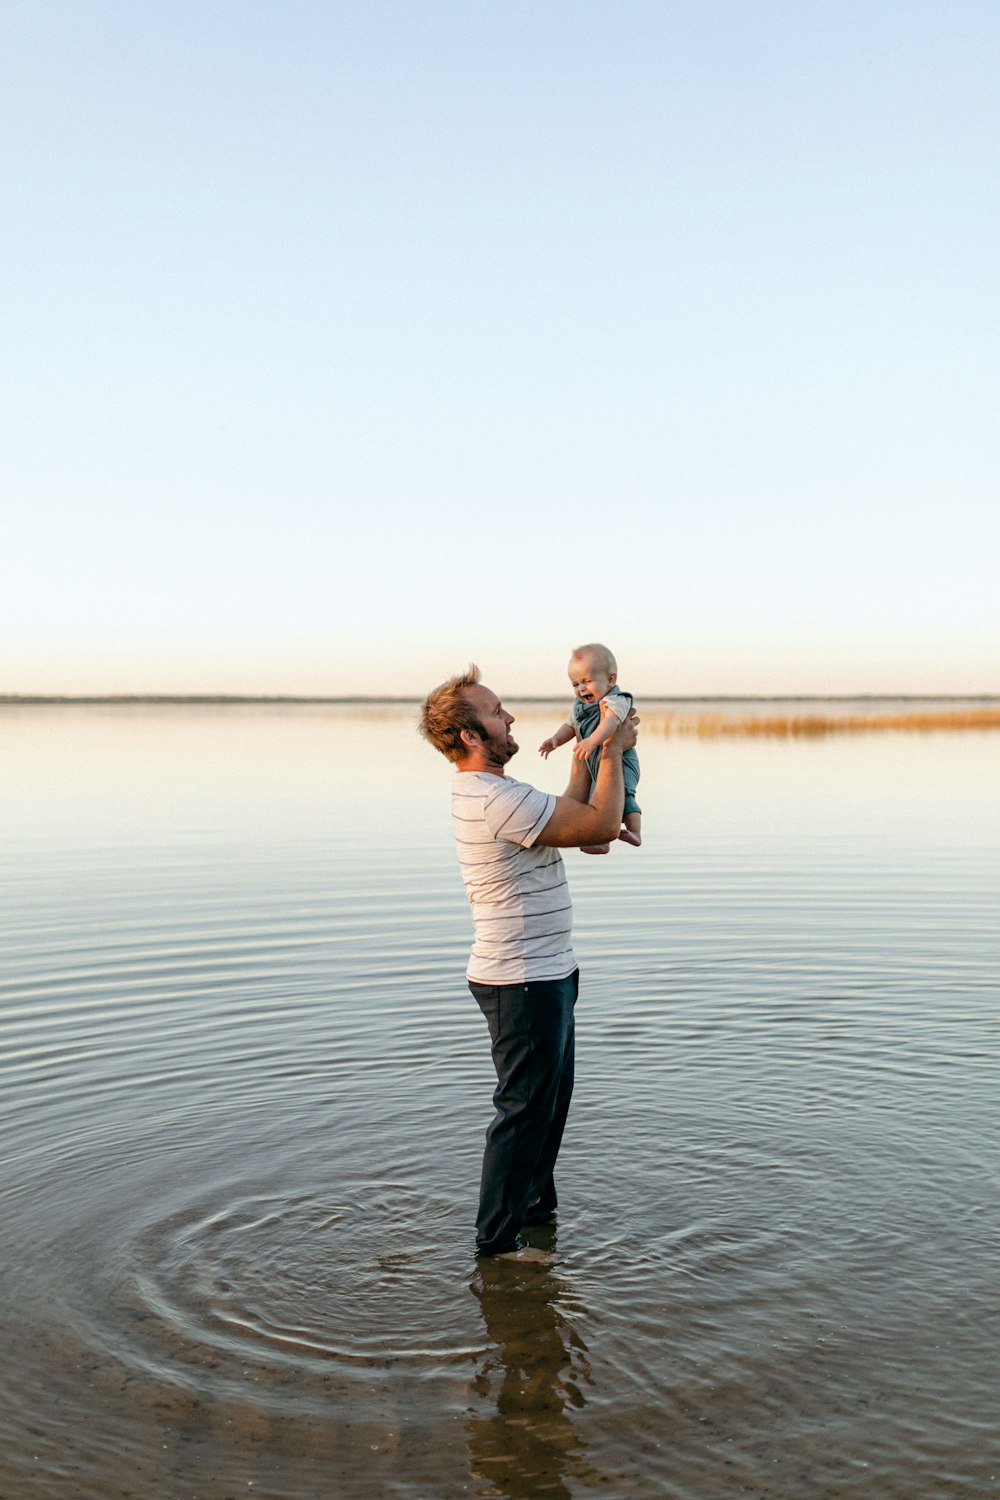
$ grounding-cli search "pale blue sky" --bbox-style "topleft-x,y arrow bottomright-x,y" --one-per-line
3,0 -> 997,696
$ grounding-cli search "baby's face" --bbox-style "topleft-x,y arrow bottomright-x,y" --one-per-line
568,655 -> 612,705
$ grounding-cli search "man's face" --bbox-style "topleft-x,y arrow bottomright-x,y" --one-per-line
463,685 -> 518,767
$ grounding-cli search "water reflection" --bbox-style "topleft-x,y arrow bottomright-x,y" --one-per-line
467,1230 -> 601,1499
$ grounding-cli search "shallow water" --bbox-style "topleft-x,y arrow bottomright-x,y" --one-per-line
1,702 -> 998,1498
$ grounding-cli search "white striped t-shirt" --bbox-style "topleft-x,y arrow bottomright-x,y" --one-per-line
452,771 -> 576,985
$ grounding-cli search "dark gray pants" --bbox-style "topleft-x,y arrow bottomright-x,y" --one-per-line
468,969 -> 578,1255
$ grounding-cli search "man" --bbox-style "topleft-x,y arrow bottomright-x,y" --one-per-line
420,665 -> 639,1260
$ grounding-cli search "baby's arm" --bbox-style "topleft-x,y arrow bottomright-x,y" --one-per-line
539,721 -> 576,758
572,697 -> 631,761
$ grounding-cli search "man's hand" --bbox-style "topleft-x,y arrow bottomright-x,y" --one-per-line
611,709 -> 639,752
577,710 -> 639,761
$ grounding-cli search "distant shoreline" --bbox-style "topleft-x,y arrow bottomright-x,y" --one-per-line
5,694 -> 998,737
2,694 -> 998,707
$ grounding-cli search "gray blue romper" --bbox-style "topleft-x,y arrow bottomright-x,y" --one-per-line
572,686 -> 641,816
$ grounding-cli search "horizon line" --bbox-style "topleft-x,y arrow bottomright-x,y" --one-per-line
3,693 -> 998,706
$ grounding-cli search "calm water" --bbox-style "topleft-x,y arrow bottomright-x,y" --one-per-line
1,703 -> 998,1499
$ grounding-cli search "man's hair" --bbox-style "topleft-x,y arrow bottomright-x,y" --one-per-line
571,642 -> 617,676
419,664 -> 486,762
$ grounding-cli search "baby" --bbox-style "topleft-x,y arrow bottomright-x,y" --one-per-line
539,642 -> 641,852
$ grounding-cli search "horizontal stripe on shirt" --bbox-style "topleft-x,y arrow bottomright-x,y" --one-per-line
452,770 -> 576,985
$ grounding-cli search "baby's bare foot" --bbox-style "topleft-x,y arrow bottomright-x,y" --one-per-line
582,843 -> 611,855
618,829 -> 641,847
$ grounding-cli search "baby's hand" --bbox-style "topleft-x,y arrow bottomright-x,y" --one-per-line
573,737 -> 597,761
539,737 -> 558,758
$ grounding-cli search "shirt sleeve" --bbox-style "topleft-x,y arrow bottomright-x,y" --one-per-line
483,779 -> 556,848
602,690 -> 632,723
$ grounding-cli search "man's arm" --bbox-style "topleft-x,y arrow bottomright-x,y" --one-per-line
562,748 -> 594,805
535,712 -> 639,848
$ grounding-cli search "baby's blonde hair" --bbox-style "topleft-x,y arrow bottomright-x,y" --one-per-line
570,642 -> 617,676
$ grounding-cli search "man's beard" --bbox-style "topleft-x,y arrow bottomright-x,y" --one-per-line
483,727 -> 517,768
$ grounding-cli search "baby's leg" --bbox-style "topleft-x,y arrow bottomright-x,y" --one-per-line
618,812 -> 642,847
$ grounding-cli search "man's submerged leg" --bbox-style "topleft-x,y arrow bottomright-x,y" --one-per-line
469,972 -> 578,1256
524,977 -> 577,1223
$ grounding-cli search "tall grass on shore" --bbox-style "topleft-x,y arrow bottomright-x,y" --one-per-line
651,707 -> 1000,739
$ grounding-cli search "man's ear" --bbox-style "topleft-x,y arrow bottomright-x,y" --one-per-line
459,726 -> 480,748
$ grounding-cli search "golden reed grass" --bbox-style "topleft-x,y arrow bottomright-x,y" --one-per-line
645,707 -> 1000,739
